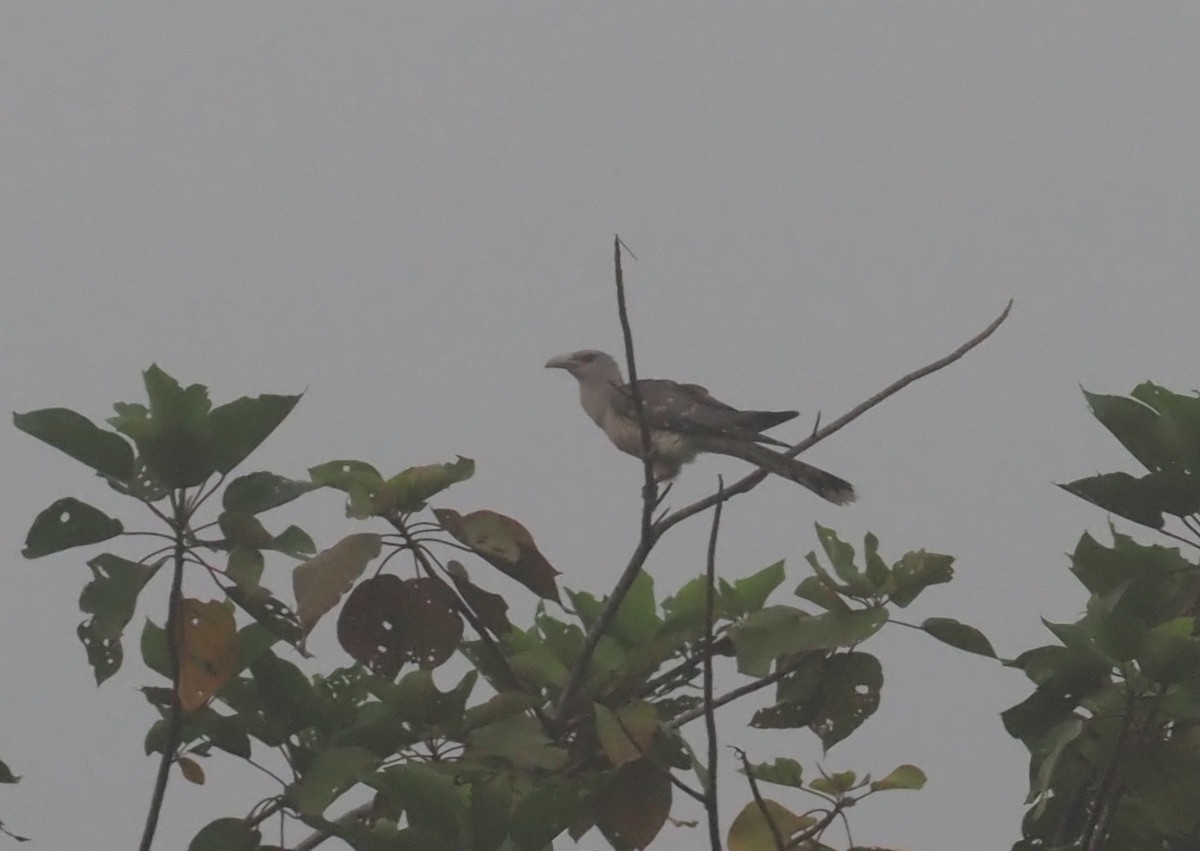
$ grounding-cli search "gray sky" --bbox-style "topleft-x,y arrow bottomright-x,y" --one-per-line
3,5 -> 1199,849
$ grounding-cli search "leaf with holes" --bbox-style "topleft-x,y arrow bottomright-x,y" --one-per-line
176,599 -> 238,711
596,759 -> 672,850
22,497 -> 123,558
434,508 -> 560,601
378,457 -> 475,514
293,533 -> 382,640
77,554 -> 158,683
808,651 -> 883,751
14,407 -> 135,481
225,584 -> 303,648
337,575 -> 463,676
446,560 -> 513,636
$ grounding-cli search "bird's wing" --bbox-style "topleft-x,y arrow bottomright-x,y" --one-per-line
610,378 -> 798,440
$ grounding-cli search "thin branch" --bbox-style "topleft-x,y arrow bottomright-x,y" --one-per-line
294,802 -> 375,851
655,299 -> 1014,536
555,236 -> 663,721
737,747 -> 786,851
612,233 -> 659,540
703,478 -> 726,851
137,496 -> 190,851
668,652 -> 823,730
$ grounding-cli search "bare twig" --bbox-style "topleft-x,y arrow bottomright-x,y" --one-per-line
704,478 -> 726,850
655,300 -> 1014,535
555,236 -> 663,721
737,747 -> 786,851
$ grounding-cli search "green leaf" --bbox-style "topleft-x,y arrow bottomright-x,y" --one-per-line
295,747 -> 379,817
269,525 -> 316,558
730,560 -> 786,615
807,651 -> 883,750
888,549 -> 955,607
921,617 -> 997,658
468,714 -> 568,771
732,605 -> 887,677
251,652 -> 325,737
14,408 -> 134,481
814,524 -> 870,593
794,574 -> 851,613
187,818 -> 261,851
1058,472 -> 1166,529
509,777 -> 595,850
0,760 -> 19,784
109,366 -> 217,487
308,459 -> 383,491
141,619 -> 170,678
1083,390 -> 1175,473
870,763 -> 927,791
610,570 -> 660,647
469,774 -> 511,851
223,472 -> 320,514
727,798 -> 814,851
864,532 -> 890,590
207,393 -> 301,474
363,763 -> 467,839
745,757 -> 804,789
77,554 -> 158,683
23,497 -> 123,558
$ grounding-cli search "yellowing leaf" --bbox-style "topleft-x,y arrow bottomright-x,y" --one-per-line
595,700 -> 660,768
727,799 -> 815,851
176,598 -> 237,711
292,533 -> 382,639
434,509 -> 560,601
177,755 -> 205,785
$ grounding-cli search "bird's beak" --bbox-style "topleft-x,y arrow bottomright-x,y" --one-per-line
544,354 -> 573,370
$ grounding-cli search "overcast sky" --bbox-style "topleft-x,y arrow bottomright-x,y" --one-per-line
3,5 -> 1199,850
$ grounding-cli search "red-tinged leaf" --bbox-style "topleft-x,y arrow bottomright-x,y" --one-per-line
337,575 -> 463,676
176,599 -> 238,711
177,755 -> 205,785
595,700 -> 660,768
727,799 -> 815,851
434,508 -> 560,601
596,759 -> 672,849
292,533 -> 382,639
446,560 -> 512,636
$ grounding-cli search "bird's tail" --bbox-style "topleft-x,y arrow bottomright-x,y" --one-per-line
706,439 -> 856,505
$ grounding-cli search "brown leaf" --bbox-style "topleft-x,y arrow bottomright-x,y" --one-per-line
292,533 -> 382,639
434,508 -> 560,601
337,575 -> 463,676
177,755 -> 205,785
176,598 -> 238,711
596,758 -> 672,849
446,560 -> 513,636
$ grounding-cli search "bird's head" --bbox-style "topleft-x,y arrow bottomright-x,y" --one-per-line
544,349 -> 622,382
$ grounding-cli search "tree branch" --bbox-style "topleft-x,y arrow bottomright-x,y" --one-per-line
655,299 -> 1014,535
704,479 -> 726,851
738,747 -> 786,851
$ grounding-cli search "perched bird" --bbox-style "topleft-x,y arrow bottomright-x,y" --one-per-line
545,349 -> 855,504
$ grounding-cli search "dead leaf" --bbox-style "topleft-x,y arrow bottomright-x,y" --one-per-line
176,598 -> 238,711
292,533 -> 382,640
434,509 -> 560,601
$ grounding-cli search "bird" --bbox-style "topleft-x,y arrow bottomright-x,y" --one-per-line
545,349 -> 855,504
